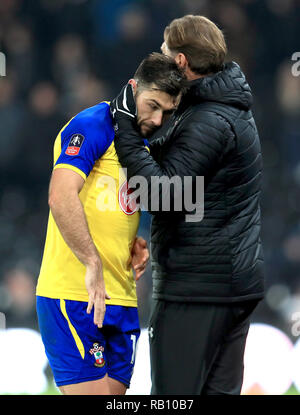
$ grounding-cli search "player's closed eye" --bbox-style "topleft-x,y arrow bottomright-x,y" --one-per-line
148,103 -> 159,111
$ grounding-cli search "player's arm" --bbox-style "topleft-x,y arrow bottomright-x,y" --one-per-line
49,166 -> 110,328
49,168 -> 99,267
51,104 -> 114,326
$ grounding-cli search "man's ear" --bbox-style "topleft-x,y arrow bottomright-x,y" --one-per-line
174,53 -> 188,70
128,79 -> 137,96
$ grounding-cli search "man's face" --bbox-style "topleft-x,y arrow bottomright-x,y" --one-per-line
135,85 -> 179,137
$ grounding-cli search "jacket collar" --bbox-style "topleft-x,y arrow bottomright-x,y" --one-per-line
180,61 -> 253,111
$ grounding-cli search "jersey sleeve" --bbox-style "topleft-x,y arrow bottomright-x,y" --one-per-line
54,105 -> 114,179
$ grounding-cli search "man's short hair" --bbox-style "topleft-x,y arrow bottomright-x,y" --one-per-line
164,15 -> 227,75
134,52 -> 185,97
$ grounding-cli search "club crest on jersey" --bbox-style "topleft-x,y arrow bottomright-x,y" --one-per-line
89,342 -> 105,367
118,180 -> 139,215
65,133 -> 85,156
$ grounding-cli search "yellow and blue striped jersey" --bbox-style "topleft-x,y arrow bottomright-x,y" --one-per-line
36,102 -> 140,307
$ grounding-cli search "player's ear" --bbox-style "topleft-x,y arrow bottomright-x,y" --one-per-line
128,79 -> 137,96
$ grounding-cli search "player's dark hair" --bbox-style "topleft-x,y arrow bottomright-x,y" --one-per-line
134,52 -> 186,97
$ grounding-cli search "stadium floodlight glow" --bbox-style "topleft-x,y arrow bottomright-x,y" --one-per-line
241,323 -> 294,395
0,324 -> 295,395
290,336 -> 300,392
0,328 -> 48,394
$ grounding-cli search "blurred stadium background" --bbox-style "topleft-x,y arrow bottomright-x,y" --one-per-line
0,0 -> 300,395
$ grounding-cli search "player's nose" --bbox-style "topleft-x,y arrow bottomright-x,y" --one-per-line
151,111 -> 163,127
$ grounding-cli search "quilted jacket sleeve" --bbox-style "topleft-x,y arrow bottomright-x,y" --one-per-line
114,110 -> 235,216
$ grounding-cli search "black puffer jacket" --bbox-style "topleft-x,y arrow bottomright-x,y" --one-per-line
114,61 -> 265,303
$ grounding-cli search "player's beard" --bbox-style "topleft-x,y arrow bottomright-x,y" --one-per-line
137,117 -> 158,138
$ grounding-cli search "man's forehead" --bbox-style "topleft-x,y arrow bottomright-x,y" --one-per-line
142,87 -> 178,109
161,42 -> 167,52
161,41 -> 172,57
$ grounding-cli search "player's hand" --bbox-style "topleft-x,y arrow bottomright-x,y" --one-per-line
85,262 -> 110,328
110,82 -> 137,134
131,237 -> 149,281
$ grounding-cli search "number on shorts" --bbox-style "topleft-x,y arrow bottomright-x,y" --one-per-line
130,334 -> 137,364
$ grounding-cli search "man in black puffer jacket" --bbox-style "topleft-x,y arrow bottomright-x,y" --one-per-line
110,15 -> 265,395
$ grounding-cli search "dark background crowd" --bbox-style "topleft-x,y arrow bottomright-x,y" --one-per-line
0,0 -> 300,342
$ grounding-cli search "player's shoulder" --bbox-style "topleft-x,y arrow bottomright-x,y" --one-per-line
70,101 -> 112,132
60,101 -> 114,148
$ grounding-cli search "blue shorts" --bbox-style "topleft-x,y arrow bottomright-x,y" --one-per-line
36,296 -> 140,388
